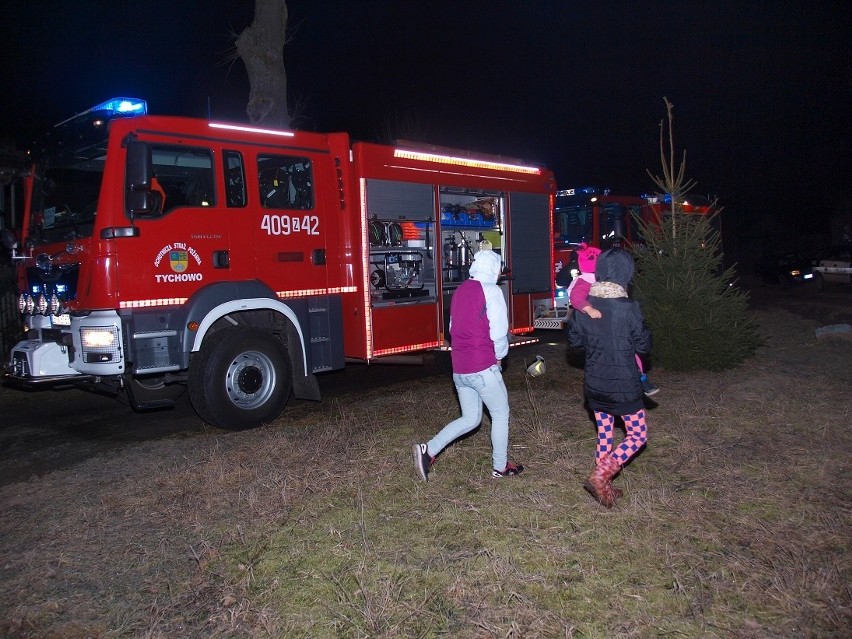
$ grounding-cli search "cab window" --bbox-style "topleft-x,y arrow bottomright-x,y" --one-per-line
224,151 -> 246,208
151,146 -> 216,213
258,155 -> 313,210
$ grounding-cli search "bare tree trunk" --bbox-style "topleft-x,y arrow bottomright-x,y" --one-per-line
236,0 -> 290,128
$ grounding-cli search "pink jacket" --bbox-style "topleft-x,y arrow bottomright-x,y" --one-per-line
568,273 -> 594,311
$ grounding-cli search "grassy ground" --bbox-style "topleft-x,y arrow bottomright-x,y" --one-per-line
0,308 -> 849,638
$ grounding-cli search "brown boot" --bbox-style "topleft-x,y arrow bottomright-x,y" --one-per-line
584,455 -> 621,508
595,457 -> 624,499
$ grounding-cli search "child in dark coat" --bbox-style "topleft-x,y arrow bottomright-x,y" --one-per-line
567,248 -> 652,507
569,243 -> 659,396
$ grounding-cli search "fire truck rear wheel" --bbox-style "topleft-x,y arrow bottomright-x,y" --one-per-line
189,327 -> 293,430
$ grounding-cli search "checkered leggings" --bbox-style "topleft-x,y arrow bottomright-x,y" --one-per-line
593,409 -> 648,466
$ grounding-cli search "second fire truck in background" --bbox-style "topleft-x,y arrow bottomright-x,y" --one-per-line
534,187 -> 714,329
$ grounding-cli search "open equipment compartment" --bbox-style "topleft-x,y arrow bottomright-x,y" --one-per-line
439,187 -> 504,285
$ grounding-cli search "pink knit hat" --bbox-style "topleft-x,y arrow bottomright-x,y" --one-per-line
576,243 -> 602,274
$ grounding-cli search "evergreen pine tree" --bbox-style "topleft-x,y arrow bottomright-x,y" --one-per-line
632,99 -> 762,371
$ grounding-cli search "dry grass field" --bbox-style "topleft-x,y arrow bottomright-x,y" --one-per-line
0,301 -> 850,638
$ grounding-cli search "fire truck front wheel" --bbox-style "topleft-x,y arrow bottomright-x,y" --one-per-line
189,327 -> 293,430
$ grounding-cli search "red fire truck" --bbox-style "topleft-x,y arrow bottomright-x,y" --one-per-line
0,98 -> 555,429
533,186 -> 713,329
533,187 -> 646,328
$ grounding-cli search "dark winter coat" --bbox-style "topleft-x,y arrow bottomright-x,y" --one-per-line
567,248 -> 652,415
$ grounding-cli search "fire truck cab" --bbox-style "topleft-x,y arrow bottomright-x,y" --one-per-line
3,98 -> 555,429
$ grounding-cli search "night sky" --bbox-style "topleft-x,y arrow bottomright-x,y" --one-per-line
1,1 -> 850,260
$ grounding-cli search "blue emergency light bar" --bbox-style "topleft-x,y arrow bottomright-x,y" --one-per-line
93,97 -> 147,116
54,97 -> 147,127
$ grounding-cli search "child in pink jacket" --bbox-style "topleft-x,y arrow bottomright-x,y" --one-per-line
569,244 -> 659,397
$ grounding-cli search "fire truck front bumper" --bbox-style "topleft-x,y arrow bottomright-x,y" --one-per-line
5,339 -> 94,387
6,311 -> 127,387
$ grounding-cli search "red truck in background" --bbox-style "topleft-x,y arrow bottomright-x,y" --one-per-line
533,187 -> 713,329
0,98 -> 556,429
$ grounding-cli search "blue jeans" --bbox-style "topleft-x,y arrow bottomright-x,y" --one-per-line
427,364 -> 510,472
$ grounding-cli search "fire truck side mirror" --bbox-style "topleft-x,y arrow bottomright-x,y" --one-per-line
125,140 -> 155,217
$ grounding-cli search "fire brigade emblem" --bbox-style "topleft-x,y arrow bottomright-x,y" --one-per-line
153,243 -> 202,283
169,250 -> 189,273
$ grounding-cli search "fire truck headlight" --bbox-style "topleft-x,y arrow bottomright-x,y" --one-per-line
36,294 -> 48,315
24,295 -> 35,315
49,294 -> 62,315
18,294 -> 28,313
81,328 -> 117,349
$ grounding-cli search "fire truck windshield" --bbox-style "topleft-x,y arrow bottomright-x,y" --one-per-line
554,200 -> 642,247
554,204 -> 594,246
30,149 -> 106,244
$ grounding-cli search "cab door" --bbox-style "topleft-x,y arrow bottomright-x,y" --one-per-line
123,141 -> 233,302
219,149 -> 256,282
248,149 -> 332,295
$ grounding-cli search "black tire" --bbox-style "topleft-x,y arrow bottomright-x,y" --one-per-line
434,350 -> 453,377
812,271 -> 825,291
189,327 -> 292,430
123,374 -> 186,411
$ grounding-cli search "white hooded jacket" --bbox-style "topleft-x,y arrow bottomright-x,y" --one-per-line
450,250 -> 509,362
